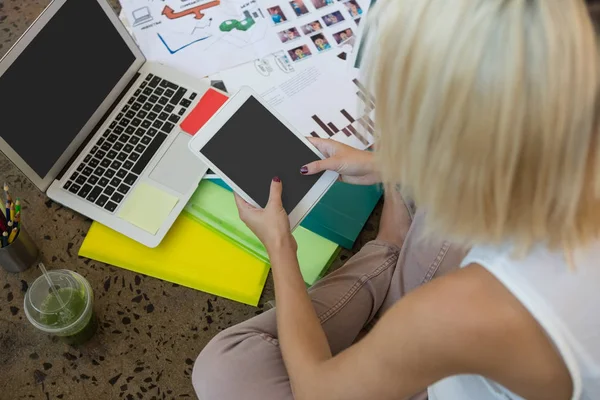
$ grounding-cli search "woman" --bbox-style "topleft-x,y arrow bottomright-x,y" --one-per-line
193,1 -> 600,399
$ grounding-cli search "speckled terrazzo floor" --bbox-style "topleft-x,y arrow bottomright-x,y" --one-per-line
0,1 -> 382,398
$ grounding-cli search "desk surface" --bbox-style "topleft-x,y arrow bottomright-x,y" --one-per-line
0,1 -> 381,397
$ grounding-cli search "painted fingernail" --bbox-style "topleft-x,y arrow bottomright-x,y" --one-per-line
273,176 -> 281,182
300,166 -> 308,174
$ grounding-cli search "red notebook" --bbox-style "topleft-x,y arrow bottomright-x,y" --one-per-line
180,88 -> 229,135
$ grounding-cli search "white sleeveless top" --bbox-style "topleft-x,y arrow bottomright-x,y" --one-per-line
428,242 -> 600,400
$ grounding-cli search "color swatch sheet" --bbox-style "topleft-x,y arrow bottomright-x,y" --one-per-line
211,179 -> 381,248
79,212 -> 270,306
186,180 -> 340,286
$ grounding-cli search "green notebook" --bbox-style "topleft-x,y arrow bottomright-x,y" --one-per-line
185,181 -> 340,286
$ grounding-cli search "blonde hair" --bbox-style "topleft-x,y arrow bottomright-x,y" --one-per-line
363,0 -> 600,250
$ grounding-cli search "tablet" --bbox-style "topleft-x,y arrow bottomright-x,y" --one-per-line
189,87 -> 339,230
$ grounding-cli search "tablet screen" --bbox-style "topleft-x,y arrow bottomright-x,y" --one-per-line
201,96 -> 323,213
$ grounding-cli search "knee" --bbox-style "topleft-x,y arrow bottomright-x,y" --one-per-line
192,312 -> 284,400
192,330 -> 233,399
193,326 -> 278,400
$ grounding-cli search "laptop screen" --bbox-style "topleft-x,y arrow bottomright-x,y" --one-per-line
0,0 -> 136,178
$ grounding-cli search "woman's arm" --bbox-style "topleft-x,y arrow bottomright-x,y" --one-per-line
269,244 -> 334,397
270,256 -> 573,400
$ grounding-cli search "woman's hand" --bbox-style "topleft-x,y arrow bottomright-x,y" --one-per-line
301,138 -> 380,185
234,177 -> 297,256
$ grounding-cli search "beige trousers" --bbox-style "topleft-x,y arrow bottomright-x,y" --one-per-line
193,209 -> 468,400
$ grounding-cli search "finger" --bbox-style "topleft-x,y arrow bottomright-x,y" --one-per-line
267,177 -> 284,209
307,137 -> 336,157
301,157 -> 341,175
234,193 -> 256,220
233,193 -> 248,222
234,192 -> 253,209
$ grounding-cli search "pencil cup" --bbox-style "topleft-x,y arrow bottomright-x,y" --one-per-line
0,227 -> 39,273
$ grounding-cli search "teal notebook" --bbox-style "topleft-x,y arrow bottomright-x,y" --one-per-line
185,181 -> 341,286
210,179 -> 382,249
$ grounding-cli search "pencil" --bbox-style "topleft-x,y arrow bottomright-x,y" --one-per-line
5,202 -> 10,223
15,199 -> 21,216
1,231 -> 7,248
7,227 -> 17,244
9,203 -> 15,222
3,183 -> 11,204
0,207 -> 6,232
14,211 -> 20,229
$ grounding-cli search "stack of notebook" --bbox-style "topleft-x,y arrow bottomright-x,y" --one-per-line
211,178 -> 382,249
79,89 -> 381,306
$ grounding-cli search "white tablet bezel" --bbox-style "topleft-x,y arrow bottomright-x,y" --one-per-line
189,86 -> 339,231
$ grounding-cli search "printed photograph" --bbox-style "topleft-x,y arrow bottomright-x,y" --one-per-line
277,27 -> 301,43
289,0 -> 310,17
267,6 -> 288,25
322,10 -> 345,26
310,33 -> 332,52
310,0 -> 335,10
288,44 -> 313,62
344,0 -> 363,18
300,20 -> 323,35
333,27 -> 354,44
355,17 -> 361,25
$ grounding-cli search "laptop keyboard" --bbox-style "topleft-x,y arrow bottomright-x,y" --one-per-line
63,74 -> 197,213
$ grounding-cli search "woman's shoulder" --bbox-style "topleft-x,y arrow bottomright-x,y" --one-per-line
462,239 -> 600,306
461,241 -> 600,399
462,241 -> 600,315
463,241 -> 600,275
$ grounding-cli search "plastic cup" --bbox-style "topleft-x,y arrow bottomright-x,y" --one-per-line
24,270 -> 97,345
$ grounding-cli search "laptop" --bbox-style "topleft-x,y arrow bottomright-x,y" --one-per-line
132,7 -> 153,27
0,0 -> 211,248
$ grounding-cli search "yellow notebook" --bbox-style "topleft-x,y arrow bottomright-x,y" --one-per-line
79,212 -> 270,306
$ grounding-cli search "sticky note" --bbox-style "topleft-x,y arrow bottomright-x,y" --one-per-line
118,183 -> 179,234
180,88 -> 228,135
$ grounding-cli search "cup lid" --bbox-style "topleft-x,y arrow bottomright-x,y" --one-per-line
23,270 -> 91,333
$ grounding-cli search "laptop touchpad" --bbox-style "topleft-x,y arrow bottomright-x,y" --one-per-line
149,132 -> 207,194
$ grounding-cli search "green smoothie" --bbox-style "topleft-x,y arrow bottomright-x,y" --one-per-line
38,287 -> 97,345
24,270 -> 97,346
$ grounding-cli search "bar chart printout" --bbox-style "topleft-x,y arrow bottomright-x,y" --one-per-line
308,78 -> 373,146
309,109 -> 372,146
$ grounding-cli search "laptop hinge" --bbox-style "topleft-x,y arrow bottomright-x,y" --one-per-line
56,71 -> 141,180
